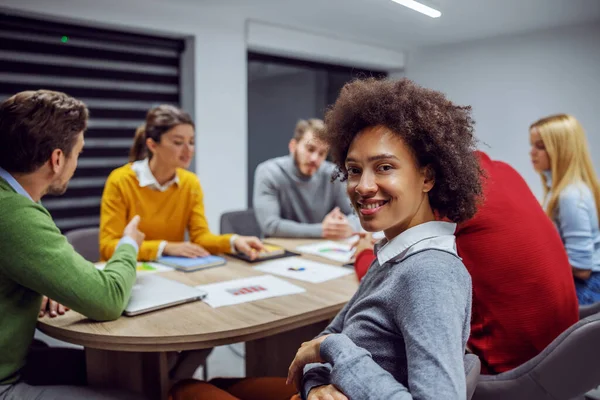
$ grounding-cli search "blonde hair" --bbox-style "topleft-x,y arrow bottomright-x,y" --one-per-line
530,113 -> 600,220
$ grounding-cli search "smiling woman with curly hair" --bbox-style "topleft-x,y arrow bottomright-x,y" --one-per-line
169,79 -> 482,400
325,77 -> 482,223
284,78 -> 483,400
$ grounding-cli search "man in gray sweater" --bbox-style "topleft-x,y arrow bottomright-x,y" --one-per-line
253,119 -> 360,238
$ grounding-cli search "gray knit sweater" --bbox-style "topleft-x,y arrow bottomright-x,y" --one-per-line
302,248 -> 472,400
253,155 -> 360,237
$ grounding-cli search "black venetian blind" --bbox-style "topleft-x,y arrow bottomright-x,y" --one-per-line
0,12 -> 184,232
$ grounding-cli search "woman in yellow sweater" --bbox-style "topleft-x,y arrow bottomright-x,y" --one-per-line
100,105 -> 263,261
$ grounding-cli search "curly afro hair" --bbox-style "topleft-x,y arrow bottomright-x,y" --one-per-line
321,78 -> 483,223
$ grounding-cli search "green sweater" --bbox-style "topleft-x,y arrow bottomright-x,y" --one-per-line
0,178 -> 137,385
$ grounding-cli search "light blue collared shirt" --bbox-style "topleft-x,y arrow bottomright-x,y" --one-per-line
544,171 -> 600,272
0,167 -> 33,201
0,166 -> 139,253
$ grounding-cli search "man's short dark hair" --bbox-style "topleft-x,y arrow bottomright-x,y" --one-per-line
0,90 -> 89,173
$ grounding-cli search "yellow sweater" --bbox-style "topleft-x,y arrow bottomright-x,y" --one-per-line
100,164 -> 232,261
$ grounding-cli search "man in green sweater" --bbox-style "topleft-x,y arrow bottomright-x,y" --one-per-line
0,90 -> 144,399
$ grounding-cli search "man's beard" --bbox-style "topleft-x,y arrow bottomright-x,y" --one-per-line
293,152 -> 317,177
47,181 -> 68,196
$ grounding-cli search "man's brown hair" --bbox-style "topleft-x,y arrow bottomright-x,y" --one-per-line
0,90 -> 89,173
293,118 -> 325,142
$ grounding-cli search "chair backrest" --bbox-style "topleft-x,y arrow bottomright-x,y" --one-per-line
473,312 -> 600,400
465,353 -> 481,400
65,227 -> 100,262
579,301 -> 600,320
219,209 -> 262,237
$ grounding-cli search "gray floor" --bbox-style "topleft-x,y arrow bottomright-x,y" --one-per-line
200,342 -> 245,380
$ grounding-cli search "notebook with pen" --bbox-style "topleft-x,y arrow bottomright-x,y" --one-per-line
156,255 -> 226,272
227,243 -> 299,263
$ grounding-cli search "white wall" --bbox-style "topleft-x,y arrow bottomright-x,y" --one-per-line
247,21 -> 406,71
1,0 -> 404,230
399,22 -> 600,199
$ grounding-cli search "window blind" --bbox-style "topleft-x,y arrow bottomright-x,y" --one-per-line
0,12 -> 184,231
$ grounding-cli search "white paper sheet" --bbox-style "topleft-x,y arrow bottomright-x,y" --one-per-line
94,262 -> 173,274
344,231 -> 385,245
295,241 -> 355,263
195,275 -> 305,308
254,257 -> 353,283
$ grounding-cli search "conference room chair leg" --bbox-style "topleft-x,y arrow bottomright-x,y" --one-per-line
245,320 -> 329,377
85,348 -> 170,400
169,349 -> 212,382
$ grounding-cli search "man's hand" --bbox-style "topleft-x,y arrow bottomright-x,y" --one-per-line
163,242 -> 210,258
308,385 -> 349,400
287,335 -> 331,390
39,296 -> 69,318
234,236 -> 265,260
123,215 -> 145,248
322,208 -> 353,239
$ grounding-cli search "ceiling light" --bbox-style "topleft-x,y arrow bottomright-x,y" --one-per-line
391,0 -> 442,18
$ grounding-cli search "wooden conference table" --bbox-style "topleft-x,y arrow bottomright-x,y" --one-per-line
37,238 -> 359,400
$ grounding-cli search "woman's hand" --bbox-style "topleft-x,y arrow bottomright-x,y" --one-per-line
234,236 -> 265,260
308,385 -> 348,400
287,335 -> 331,390
163,242 -> 210,258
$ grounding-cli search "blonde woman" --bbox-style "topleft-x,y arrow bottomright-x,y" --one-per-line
530,114 -> 600,305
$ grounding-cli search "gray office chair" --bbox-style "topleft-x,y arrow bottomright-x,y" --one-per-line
220,209 -> 262,237
579,302 -> 600,320
473,313 -> 600,400
465,353 -> 482,400
65,227 -> 100,262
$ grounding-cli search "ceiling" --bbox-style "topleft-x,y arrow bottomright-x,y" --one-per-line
175,0 -> 600,50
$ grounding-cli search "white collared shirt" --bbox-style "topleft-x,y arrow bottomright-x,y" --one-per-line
375,221 -> 458,266
131,158 -> 179,192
